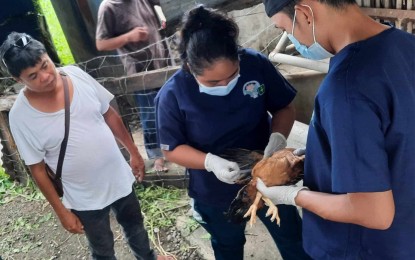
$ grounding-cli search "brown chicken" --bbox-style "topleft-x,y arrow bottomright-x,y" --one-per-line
224,148 -> 305,227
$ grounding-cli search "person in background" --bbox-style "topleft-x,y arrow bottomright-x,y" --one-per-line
258,0 -> 415,259
155,5 -> 311,260
96,0 -> 169,172
0,32 -> 172,260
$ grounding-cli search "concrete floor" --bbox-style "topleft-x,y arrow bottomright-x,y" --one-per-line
177,214 -> 283,260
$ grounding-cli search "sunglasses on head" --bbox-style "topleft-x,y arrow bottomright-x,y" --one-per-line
2,35 -> 32,70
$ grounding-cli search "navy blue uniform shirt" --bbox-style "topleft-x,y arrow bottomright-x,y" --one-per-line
304,27 -> 415,259
155,48 -> 296,207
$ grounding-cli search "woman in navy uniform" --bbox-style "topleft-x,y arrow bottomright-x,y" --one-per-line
155,5 -> 310,260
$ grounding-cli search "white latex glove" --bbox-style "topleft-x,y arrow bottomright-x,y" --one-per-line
204,153 -> 240,184
293,148 -> 306,156
256,179 -> 309,206
263,132 -> 287,158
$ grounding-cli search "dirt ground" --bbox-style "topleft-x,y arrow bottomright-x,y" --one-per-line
0,128 -> 205,260
0,191 -> 205,260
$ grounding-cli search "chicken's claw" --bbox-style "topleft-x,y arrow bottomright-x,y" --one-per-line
243,192 -> 263,227
243,205 -> 257,227
262,197 -> 281,226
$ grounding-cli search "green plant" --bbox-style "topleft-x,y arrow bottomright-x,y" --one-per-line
0,167 -> 43,205
0,213 -> 44,256
134,184 -> 189,256
184,217 -> 200,234
37,0 -> 75,65
135,184 -> 188,229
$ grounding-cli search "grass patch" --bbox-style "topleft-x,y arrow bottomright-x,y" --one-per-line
0,167 -> 43,205
0,167 -> 191,229
135,184 -> 191,257
37,0 -> 75,65
1,169 -> 195,257
135,184 -> 189,230
134,184 -> 191,245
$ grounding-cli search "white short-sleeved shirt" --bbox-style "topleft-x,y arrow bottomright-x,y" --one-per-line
10,65 -> 135,210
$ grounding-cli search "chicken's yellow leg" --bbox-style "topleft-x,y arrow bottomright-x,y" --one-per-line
262,196 -> 280,226
243,191 -> 263,227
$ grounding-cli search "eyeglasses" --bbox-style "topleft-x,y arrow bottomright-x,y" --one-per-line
1,35 -> 32,70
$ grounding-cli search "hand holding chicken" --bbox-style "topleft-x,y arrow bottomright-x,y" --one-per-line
225,148 -> 307,227
256,179 -> 308,206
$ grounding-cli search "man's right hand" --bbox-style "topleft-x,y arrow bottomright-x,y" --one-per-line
204,153 -> 240,184
127,27 -> 149,43
130,152 -> 145,183
57,209 -> 84,234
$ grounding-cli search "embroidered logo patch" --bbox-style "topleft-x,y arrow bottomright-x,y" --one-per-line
243,81 -> 265,98
160,144 -> 170,150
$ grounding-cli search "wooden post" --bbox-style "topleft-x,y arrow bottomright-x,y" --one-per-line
0,111 -> 29,184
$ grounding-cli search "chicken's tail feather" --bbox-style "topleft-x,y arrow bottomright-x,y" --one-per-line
219,148 -> 263,172
224,184 -> 251,223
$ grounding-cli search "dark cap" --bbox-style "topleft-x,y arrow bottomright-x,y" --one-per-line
263,0 -> 293,17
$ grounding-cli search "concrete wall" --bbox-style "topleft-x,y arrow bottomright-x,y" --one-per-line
51,0 -> 100,63
229,3 -> 325,124
50,0 -> 262,63
50,1 -> 323,123
285,71 -> 325,124
161,0 -> 262,24
161,0 -> 228,22
228,3 -> 282,53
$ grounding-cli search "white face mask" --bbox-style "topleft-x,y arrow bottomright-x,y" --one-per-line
196,74 -> 241,96
287,5 -> 333,60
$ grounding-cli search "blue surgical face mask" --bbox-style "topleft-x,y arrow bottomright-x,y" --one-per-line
287,5 -> 333,60
196,74 -> 240,96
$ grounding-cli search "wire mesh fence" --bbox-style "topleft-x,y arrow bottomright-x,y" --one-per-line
0,2 -> 414,184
